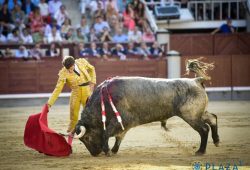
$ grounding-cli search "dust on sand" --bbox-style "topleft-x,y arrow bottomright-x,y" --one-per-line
0,101 -> 249,170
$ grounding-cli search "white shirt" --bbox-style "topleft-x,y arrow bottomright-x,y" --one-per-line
94,21 -> 110,34
21,34 -> 33,44
7,33 -> 20,43
15,49 -> 29,58
128,30 -> 142,43
48,0 -> 62,16
76,24 -> 90,35
39,2 -> 49,16
54,10 -> 69,26
47,31 -> 62,43
0,34 -> 7,43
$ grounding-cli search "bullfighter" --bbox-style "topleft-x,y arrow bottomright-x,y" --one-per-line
48,56 -> 96,134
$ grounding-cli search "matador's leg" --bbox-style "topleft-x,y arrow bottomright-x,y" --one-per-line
68,89 -> 81,133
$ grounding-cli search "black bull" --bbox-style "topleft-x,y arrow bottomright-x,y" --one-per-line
76,76 -> 220,156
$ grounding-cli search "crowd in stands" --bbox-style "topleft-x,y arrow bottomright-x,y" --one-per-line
0,0 -> 164,60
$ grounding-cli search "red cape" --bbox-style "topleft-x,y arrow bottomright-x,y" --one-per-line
24,104 -> 72,156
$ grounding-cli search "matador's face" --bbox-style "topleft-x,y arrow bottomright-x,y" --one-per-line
67,65 -> 75,73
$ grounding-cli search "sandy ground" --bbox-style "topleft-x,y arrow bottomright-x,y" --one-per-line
0,101 -> 250,170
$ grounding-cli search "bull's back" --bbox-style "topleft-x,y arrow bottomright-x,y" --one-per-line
108,77 -> 207,125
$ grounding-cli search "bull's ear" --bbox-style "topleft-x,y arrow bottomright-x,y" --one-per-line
74,126 -> 86,139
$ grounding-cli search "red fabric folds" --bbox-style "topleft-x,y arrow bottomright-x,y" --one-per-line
24,104 -> 72,156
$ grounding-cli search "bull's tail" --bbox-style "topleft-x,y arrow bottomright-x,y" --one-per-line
185,57 -> 214,81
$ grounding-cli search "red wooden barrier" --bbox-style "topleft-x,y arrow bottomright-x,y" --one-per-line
181,56 -> 232,87
170,33 -> 250,56
232,55 -> 250,86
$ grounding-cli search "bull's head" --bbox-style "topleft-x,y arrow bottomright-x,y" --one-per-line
75,123 -> 103,156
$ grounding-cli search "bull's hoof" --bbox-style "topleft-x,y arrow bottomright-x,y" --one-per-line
111,148 -> 118,154
105,151 -> 111,157
214,141 -> 220,147
213,137 -> 220,147
195,151 -> 205,156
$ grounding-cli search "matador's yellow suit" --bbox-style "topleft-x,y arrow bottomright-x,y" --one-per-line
48,58 -> 96,132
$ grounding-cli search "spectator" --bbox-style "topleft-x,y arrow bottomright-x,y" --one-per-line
112,28 -> 128,43
0,50 -> 4,58
63,28 -> 74,43
117,0 -> 126,13
211,18 -> 235,34
45,42 -> 59,57
86,42 -> 101,58
137,42 -> 150,59
30,43 -> 43,60
109,15 -> 120,35
31,0 -> 40,7
131,0 -> 140,9
54,4 -> 69,26
38,0 -> 49,18
76,16 -> 90,38
94,2 -> 106,22
93,15 -> 110,36
99,42 -> 111,59
44,18 -> 60,37
22,0 -> 36,15
105,0 -> 119,12
7,28 -> 21,43
89,27 -> 99,42
123,3 -> 135,31
134,2 -> 146,29
142,28 -> 155,43
88,0 -> 98,16
15,45 -> 30,59
0,3 -> 14,36
48,0 -> 62,17
79,0 -> 90,16
74,27 -> 88,43
149,42 -> 163,58
11,4 -> 25,29
8,0 -> 22,12
61,18 -> 71,38
20,28 -> 33,43
0,33 -> 7,43
100,26 -> 112,42
46,26 -> 62,43
128,26 -> 142,43
4,48 -> 13,58
32,28 -> 45,43
111,43 -> 126,60
127,41 -> 138,55
106,0 -> 119,24
78,42 -> 88,57
29,7 -> 44,33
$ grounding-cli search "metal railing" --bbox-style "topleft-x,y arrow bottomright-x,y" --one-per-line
187,0 -> 247,21
144,0 -> 181,8
142,0 -> 159,32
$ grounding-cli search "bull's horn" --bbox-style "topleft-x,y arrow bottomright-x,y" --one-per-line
74,126 -> 86,139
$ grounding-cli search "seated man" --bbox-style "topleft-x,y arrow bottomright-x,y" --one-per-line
45,42 -> 60,57
112,28 -> 128,43
149,42 -> 163,58
99,42 -> 111,59
211,18 -> 235,34
86,42 -> 101,58
111,43 -> 127,60
15,45 -> 30,59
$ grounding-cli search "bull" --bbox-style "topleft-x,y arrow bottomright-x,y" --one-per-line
75,59 -> 220,156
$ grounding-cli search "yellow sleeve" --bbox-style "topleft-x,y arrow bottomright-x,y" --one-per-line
47,70 -> 66,106
78,58 -> 96,84
86,61 -> 96,84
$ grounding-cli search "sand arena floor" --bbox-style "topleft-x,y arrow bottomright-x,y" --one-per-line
0,101 -> 250,170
